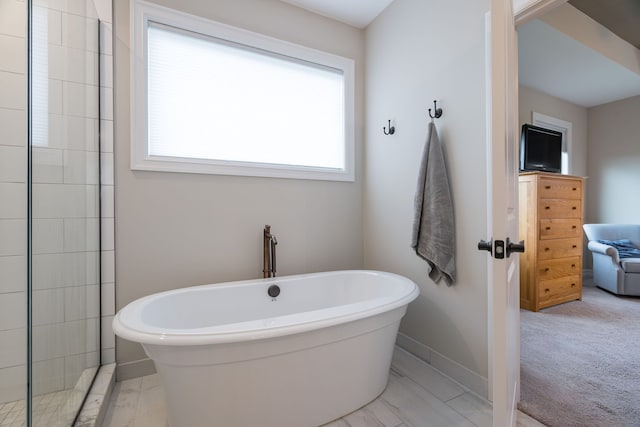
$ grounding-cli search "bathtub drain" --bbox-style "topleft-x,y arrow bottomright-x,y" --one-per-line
268,284 -> 280,298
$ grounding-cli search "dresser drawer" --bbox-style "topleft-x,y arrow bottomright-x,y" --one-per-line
538,275 -> 581,307
540,218 -> 582,240
538,257 -> 580,281
538,238 -> 582,260
539,178 -> 582,200
538,199 -> 581,219
539,219 -> 582,239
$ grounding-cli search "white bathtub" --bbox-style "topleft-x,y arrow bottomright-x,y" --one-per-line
113,270 -> 419,427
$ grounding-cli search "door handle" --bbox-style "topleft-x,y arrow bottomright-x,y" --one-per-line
478,239 -> 493,255
478,239 -> 504,258
506,238 -> 525,257
479,238 -> 524,259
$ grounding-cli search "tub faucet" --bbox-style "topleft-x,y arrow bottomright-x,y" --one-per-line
263,225 -> 277,278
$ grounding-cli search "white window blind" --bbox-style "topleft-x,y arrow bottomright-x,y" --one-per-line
132,1 -> 355,181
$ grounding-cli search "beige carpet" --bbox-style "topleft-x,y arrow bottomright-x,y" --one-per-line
519,278 -> 640,427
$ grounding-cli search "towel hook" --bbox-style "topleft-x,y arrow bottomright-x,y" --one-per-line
383,119 -> 395,135
428,100 -> 443,120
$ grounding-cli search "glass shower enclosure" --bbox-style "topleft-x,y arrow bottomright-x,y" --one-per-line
1,0 -> 102,425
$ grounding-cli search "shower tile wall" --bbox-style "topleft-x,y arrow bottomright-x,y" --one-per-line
0,0 -> 115,406
31,0 -> 101,398
0,0 -> 27,405
32,1 -> 100,396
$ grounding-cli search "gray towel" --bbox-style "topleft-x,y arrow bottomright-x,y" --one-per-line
411,121 -> 456,285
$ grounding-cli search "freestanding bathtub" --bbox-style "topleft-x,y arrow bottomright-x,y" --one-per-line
113,270 -> 419,427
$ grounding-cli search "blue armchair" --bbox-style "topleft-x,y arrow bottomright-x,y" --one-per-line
583,224 -> 640,296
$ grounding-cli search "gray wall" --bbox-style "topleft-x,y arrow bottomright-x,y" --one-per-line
114,0 -> 365,377
518,85 -> 588,177
365,0 -> 490,396
586,95 -> 640,225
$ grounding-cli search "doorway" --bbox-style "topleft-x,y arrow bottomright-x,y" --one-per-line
520,2 -> 640,424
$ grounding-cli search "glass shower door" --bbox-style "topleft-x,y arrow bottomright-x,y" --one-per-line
29,0 -> 101,425
0,0 -> 28,425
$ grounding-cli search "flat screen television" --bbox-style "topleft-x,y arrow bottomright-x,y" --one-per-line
520,124 -> 562,173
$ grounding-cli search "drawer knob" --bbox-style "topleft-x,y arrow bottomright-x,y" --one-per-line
572,245 -> 577,248
545,288 -> 550,292
546,226 -> 551,230
545,206 -> 550,210
571,283 -> 576,287
545,247 -> 550,252
572,187 -> 577,191
572,225 -> 577,229
544,268 -> 550,272
571,264 -> 576,268
572,207 -> 577,210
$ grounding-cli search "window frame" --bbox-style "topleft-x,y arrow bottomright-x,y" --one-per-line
131,0 -> 355,181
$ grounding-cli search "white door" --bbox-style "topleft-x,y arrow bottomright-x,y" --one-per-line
484,0 -> 521,426
486,1 -> 563,426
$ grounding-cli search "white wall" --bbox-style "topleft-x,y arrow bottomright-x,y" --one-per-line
586,95 -> 640,224
114,0 -> 365,378
365,0 -> 490,397
518,85 -> 588,178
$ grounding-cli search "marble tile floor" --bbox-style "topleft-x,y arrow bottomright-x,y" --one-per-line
0,367 -> 104,427
102,347 -> 544,427
0,389 -> 78,427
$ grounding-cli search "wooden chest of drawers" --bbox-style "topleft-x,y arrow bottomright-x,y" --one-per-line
519,172 -> 585,311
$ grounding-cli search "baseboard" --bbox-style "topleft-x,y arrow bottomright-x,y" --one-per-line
115,358 -> 156,381
396,332 -> 489,400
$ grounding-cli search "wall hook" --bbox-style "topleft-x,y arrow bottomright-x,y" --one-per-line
383,120 -> 395,135
428,100 -> 443,119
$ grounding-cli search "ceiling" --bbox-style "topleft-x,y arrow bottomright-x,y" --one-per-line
518,19 -> 640,107
519,2 -> 640,108
569,0 -> 640,49
280,0 -> 393,28
279,0 -> 640,108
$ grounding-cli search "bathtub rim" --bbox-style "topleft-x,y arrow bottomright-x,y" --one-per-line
113,269 -> 419,346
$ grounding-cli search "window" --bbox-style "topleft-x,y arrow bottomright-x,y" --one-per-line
131,1 -> 355,181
